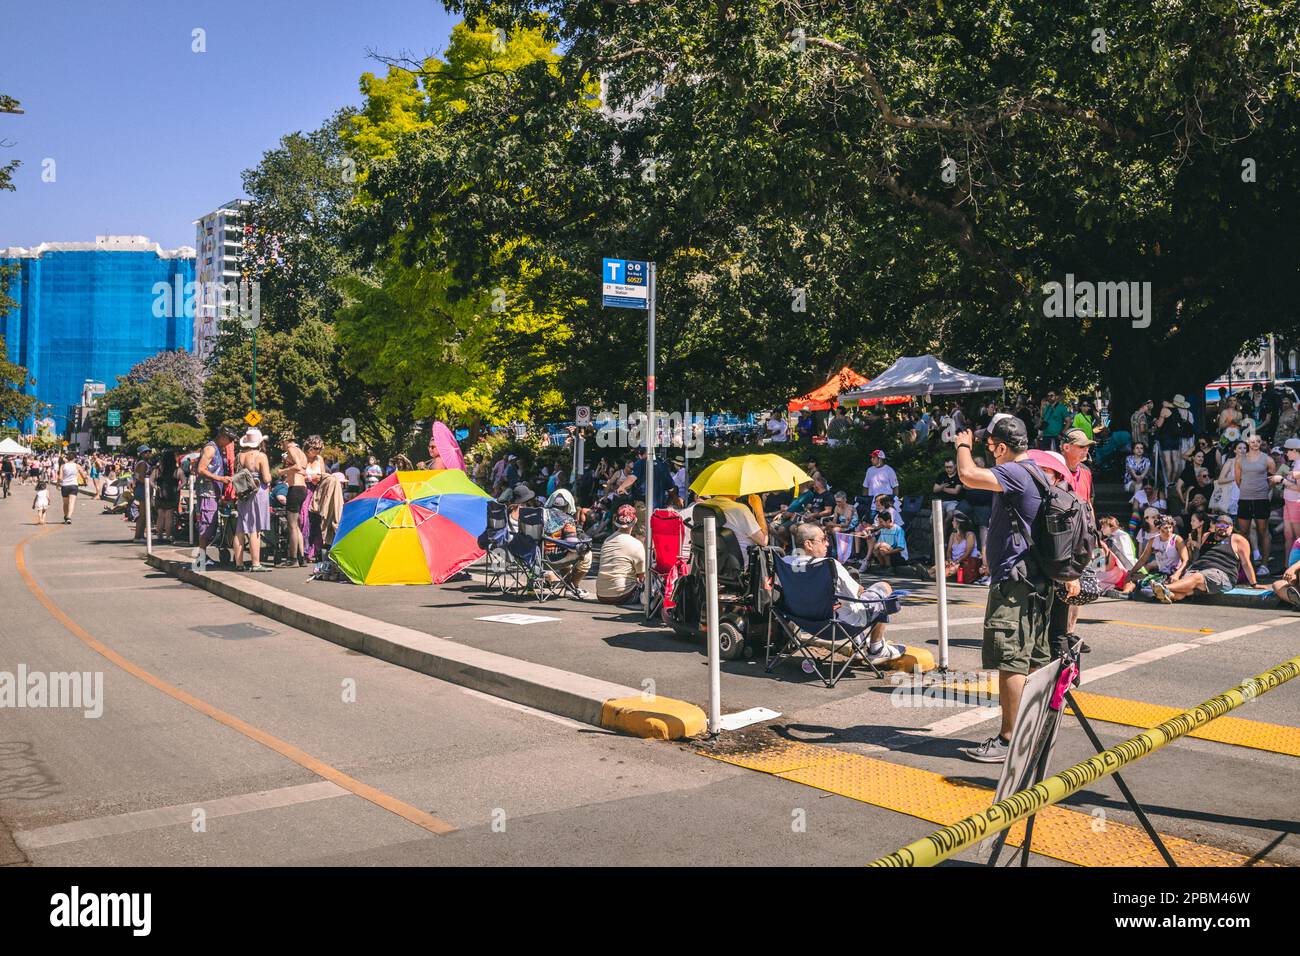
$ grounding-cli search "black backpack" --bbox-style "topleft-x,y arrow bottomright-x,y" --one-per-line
1017,461 -> 1097,583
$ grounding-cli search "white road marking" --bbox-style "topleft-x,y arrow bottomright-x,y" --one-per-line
888,617 -> 983,632
15,781 -> 347,850
460,687 -> 589,730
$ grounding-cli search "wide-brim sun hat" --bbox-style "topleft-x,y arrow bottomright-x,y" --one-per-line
1173,394 -> 1191,408
546,488 -> 576,513
239,428 -> 264,448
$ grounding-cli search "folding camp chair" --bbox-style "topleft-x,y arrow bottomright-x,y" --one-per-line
768,556 -> 901,687
647,508 -> 690,617
506,507 -> 590,602
477,501 -> 518,593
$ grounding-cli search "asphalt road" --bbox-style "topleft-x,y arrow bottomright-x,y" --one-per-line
1,488 -> 1296,866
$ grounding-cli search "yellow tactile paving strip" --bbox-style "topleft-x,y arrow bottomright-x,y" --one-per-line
929,679 -> 1300,758
1070,691 -> 1300,758
703,740 -> 1261,867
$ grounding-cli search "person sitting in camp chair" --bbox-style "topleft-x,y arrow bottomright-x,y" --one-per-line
542,489 -> 593,598
787,522 -> 904,664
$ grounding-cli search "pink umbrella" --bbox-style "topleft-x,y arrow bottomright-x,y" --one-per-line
1027,449 -> 1070,479
430,421 -> 466,472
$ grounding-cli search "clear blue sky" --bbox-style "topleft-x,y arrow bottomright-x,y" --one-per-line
0,0 -> 455,250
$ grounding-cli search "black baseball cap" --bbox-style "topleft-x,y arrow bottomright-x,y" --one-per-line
987,413 -> 1029,452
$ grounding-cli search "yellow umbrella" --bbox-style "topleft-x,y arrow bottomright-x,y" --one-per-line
689,453 -> 814,497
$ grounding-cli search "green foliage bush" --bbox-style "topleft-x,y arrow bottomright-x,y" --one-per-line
690,427 -> 950,500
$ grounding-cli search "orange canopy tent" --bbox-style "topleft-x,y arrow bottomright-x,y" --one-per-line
788,366 -> 909,412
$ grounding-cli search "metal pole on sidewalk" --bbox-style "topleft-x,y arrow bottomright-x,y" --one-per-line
144,476 -> 153,556
704,513 -> 721,734
683,398 -> 690,493
644,261 -> 656,619
188,474 -> 195,545
932,499 -> 950,671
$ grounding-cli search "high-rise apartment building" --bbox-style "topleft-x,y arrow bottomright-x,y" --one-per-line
192,199 -> 251,361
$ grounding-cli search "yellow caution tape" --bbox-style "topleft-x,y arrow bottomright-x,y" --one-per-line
869,655 -> 1300,867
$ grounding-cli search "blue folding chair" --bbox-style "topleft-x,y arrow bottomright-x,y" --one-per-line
768,557 -> 901,686
477,501 -> 518,593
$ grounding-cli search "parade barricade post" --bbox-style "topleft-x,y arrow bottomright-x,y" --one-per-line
187,475 -> 195,545
143,477 -> 152,556
704,513 -> 721,734
870,655 -> 1300,867
931,499 -> 950,671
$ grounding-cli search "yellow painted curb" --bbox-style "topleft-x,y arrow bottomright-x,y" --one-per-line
884,645 -> 936,673
601,695 -> 708,740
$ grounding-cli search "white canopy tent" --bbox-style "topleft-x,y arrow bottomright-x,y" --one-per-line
838,354 -> 1004,402
0,437 -> 33,456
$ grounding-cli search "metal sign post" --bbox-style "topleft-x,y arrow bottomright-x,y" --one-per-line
600,255 -> 657,619
932,499 -> 950,671
704,513 -> 721,734
644,262 -> 656,618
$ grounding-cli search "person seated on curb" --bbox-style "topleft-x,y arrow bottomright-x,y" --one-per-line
768,479 -> 815,527
1270,554 -> 1300,608
866,508 -> 908,571
1133,515 -> 1189,583
802,475 -> 836,523
1096,515 -> 1138,594
1152,513 -> 1258,603
786,522 -> 903,664
596,504 -> 645,606
542,488 -> 592,598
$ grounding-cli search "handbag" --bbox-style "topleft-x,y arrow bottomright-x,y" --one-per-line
1208,482 -> 1229,512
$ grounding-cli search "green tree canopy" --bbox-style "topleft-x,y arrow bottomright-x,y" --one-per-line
363,0 -> 1300,422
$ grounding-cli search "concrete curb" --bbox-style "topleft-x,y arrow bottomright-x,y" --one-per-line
144,552 -> 707,740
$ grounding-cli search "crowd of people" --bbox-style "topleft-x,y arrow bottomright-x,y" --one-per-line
6,380 -> 1295,688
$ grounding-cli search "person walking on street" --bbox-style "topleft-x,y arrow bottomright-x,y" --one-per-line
59,454 -> 87,525
33,479 -> 49,524
953,415 -> 1080,763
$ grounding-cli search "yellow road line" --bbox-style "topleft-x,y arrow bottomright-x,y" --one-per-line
704,740 -> 1258,866
922,678 -> 1300,758
15,528 -> 455,837
1079,618 -> 1215,635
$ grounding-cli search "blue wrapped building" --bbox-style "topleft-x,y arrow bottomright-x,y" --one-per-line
1,235 -> 196,433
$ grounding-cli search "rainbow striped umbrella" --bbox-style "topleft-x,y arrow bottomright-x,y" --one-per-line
330,470 -> 492,585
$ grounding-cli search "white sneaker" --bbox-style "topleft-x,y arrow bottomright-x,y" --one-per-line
1256,564 -> 1270,577
974,575 -> 990,586
865,642 -> 904,664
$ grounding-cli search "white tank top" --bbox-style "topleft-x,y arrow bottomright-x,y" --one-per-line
1151,534 -> 1182,573
60,461 -> 79,486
